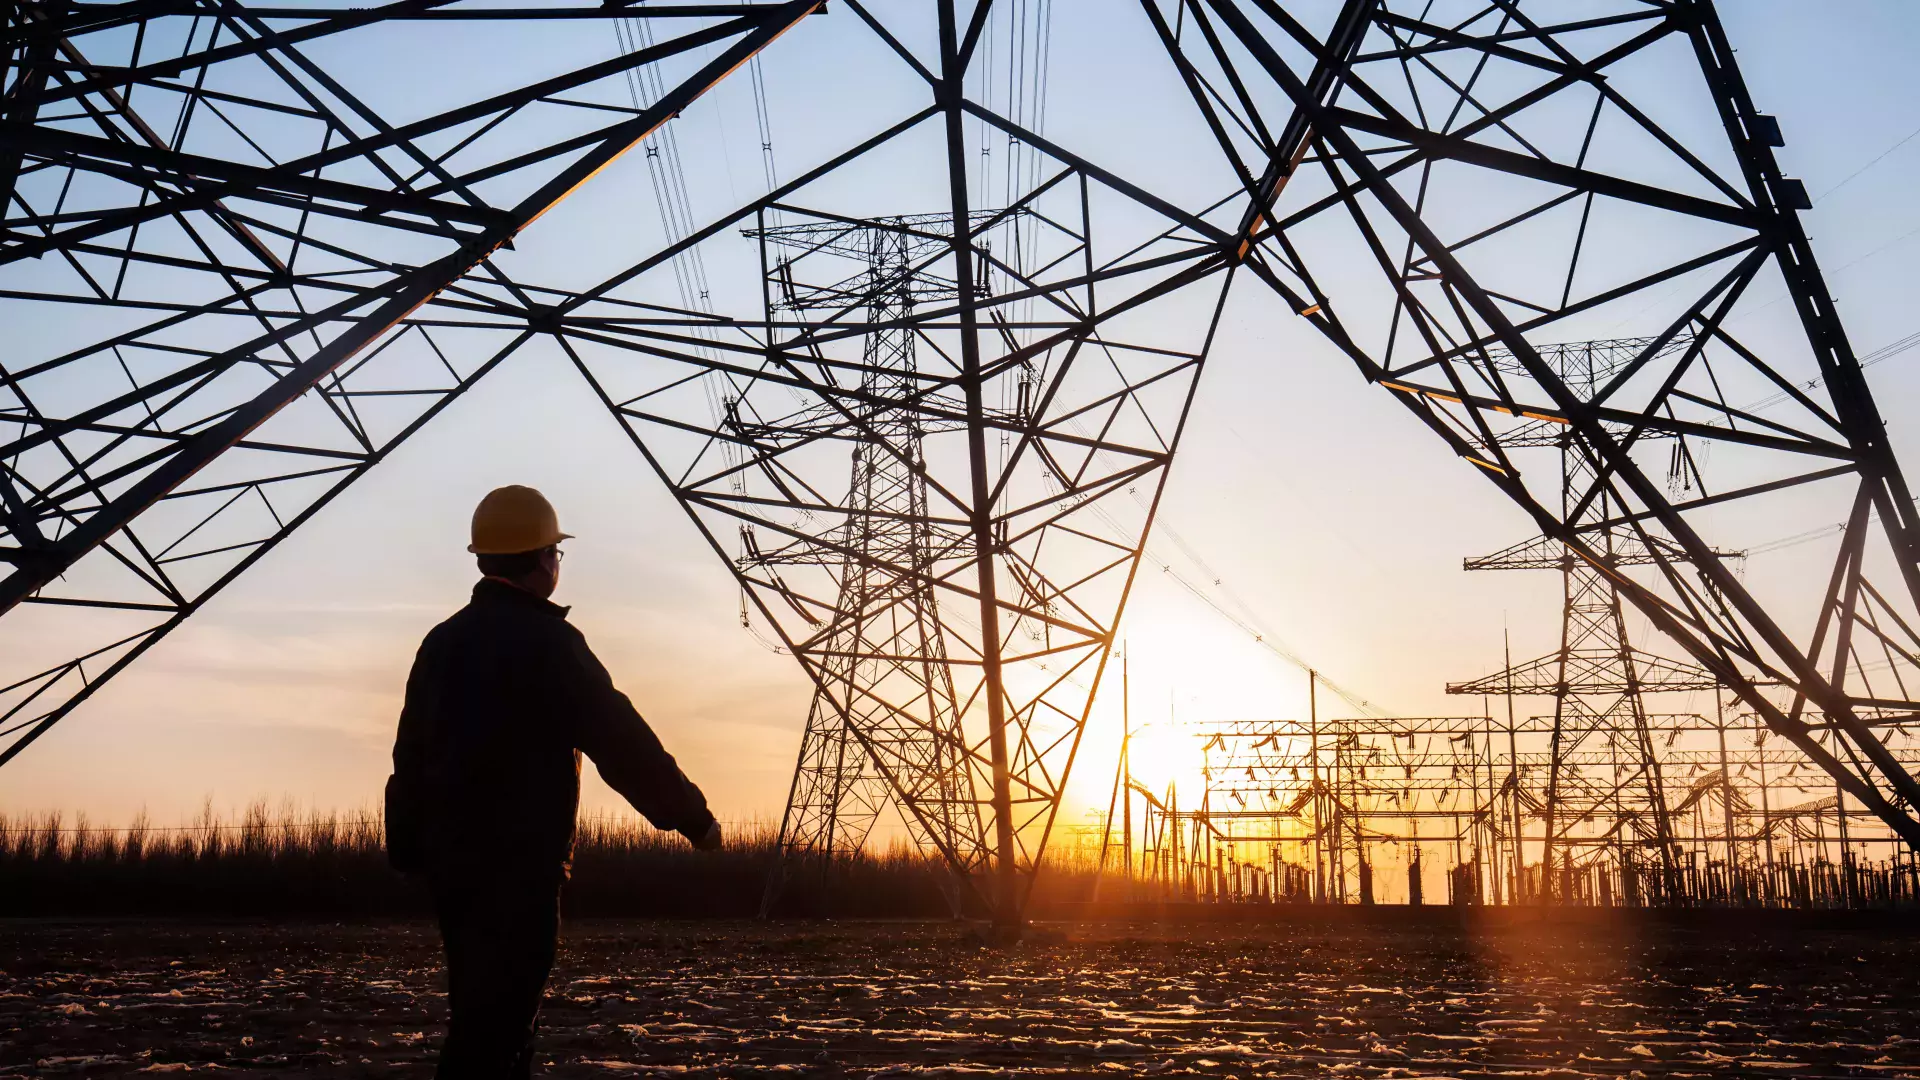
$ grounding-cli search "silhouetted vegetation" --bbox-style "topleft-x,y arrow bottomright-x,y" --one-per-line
0,805 -> 1134,918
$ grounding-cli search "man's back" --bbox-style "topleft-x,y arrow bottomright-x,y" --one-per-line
389,577 -> 713,877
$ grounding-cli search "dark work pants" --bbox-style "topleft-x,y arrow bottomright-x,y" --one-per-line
430,871 -> 562,1080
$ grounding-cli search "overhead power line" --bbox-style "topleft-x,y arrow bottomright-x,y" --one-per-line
1145,542 -> 1394,720
1608,119 -> 1920,336
1748,327 -> 1920,413
1052,406 -> 1395,720
1813,122 -> 1920,203
1108,487 -> 1392,719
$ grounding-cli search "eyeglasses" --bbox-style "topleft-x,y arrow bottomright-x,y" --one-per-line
550,546 -> 565,563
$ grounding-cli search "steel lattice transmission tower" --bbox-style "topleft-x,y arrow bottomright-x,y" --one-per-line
561,169 -> 1233,930
543,4 -> 1244,927
8,0 -> 1920,930
1449,338 -> 1727,901
747,213 -> 991,911
1,0 -> 1237,932
1152,0 -> 1920,849
0,0 -> 824,759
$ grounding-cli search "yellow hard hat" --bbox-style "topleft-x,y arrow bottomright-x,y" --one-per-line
468,485 -> 572,555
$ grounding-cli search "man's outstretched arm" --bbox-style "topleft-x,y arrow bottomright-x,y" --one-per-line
556,631 -> 718,847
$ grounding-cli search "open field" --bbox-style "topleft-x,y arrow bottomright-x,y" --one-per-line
7,916 -> 1920,1079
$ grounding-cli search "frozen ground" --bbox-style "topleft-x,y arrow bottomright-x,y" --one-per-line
6,916 -> 1919,1078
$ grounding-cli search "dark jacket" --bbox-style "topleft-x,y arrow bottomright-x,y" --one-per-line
386,578 -> 714,876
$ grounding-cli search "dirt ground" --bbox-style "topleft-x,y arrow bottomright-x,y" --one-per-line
5,915 -> 1919,1078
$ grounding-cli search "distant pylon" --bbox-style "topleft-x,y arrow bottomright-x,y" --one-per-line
749,214 -> 992,916
1450,338 -> 1727,903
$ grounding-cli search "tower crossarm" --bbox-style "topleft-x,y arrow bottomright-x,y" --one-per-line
1465,533 -> 1744,572
1447,648 -> 1724,697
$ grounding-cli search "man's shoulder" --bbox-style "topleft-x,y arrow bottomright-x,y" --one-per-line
440,594 -> 584,646
425,602 -> 483,641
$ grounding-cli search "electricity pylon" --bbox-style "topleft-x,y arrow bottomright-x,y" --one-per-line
0,0 -> 824,763
748,213 -> 991,914
1450,339 -> 1726,901
1153,0 -> 1920,848
8,1 -> 1920,933
2,0 -> 1238,933
562,158 -> 1233,930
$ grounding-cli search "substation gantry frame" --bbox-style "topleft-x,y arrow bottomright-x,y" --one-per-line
1134,712 -> 1920,907
6,0 -> 1920,927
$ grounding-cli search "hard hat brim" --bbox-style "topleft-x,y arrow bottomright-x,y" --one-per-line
466,532 -> 573,555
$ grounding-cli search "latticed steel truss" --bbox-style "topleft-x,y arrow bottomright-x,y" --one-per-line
1446,336 -> 1723,893
1149,0 -> 1920,845
551,96 -> 1237,922
0,0 -> 826,761
2,0 -> 1239,930
6,0 -> 1920,928
749,213 -> 988,913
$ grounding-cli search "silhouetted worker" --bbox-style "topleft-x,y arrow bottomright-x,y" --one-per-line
386,484 -> 721,1079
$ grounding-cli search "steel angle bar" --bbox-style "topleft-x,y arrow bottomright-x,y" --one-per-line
1168,0 -> 1920,845
0,1 -> 822,765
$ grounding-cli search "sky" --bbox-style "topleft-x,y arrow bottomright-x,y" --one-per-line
6,1 -> 1920,846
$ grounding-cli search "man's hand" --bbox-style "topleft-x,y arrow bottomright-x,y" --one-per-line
694,819 -> 724,852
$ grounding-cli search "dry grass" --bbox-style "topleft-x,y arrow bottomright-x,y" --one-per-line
1,803 -> 412,917
0,805 -> 1149,918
